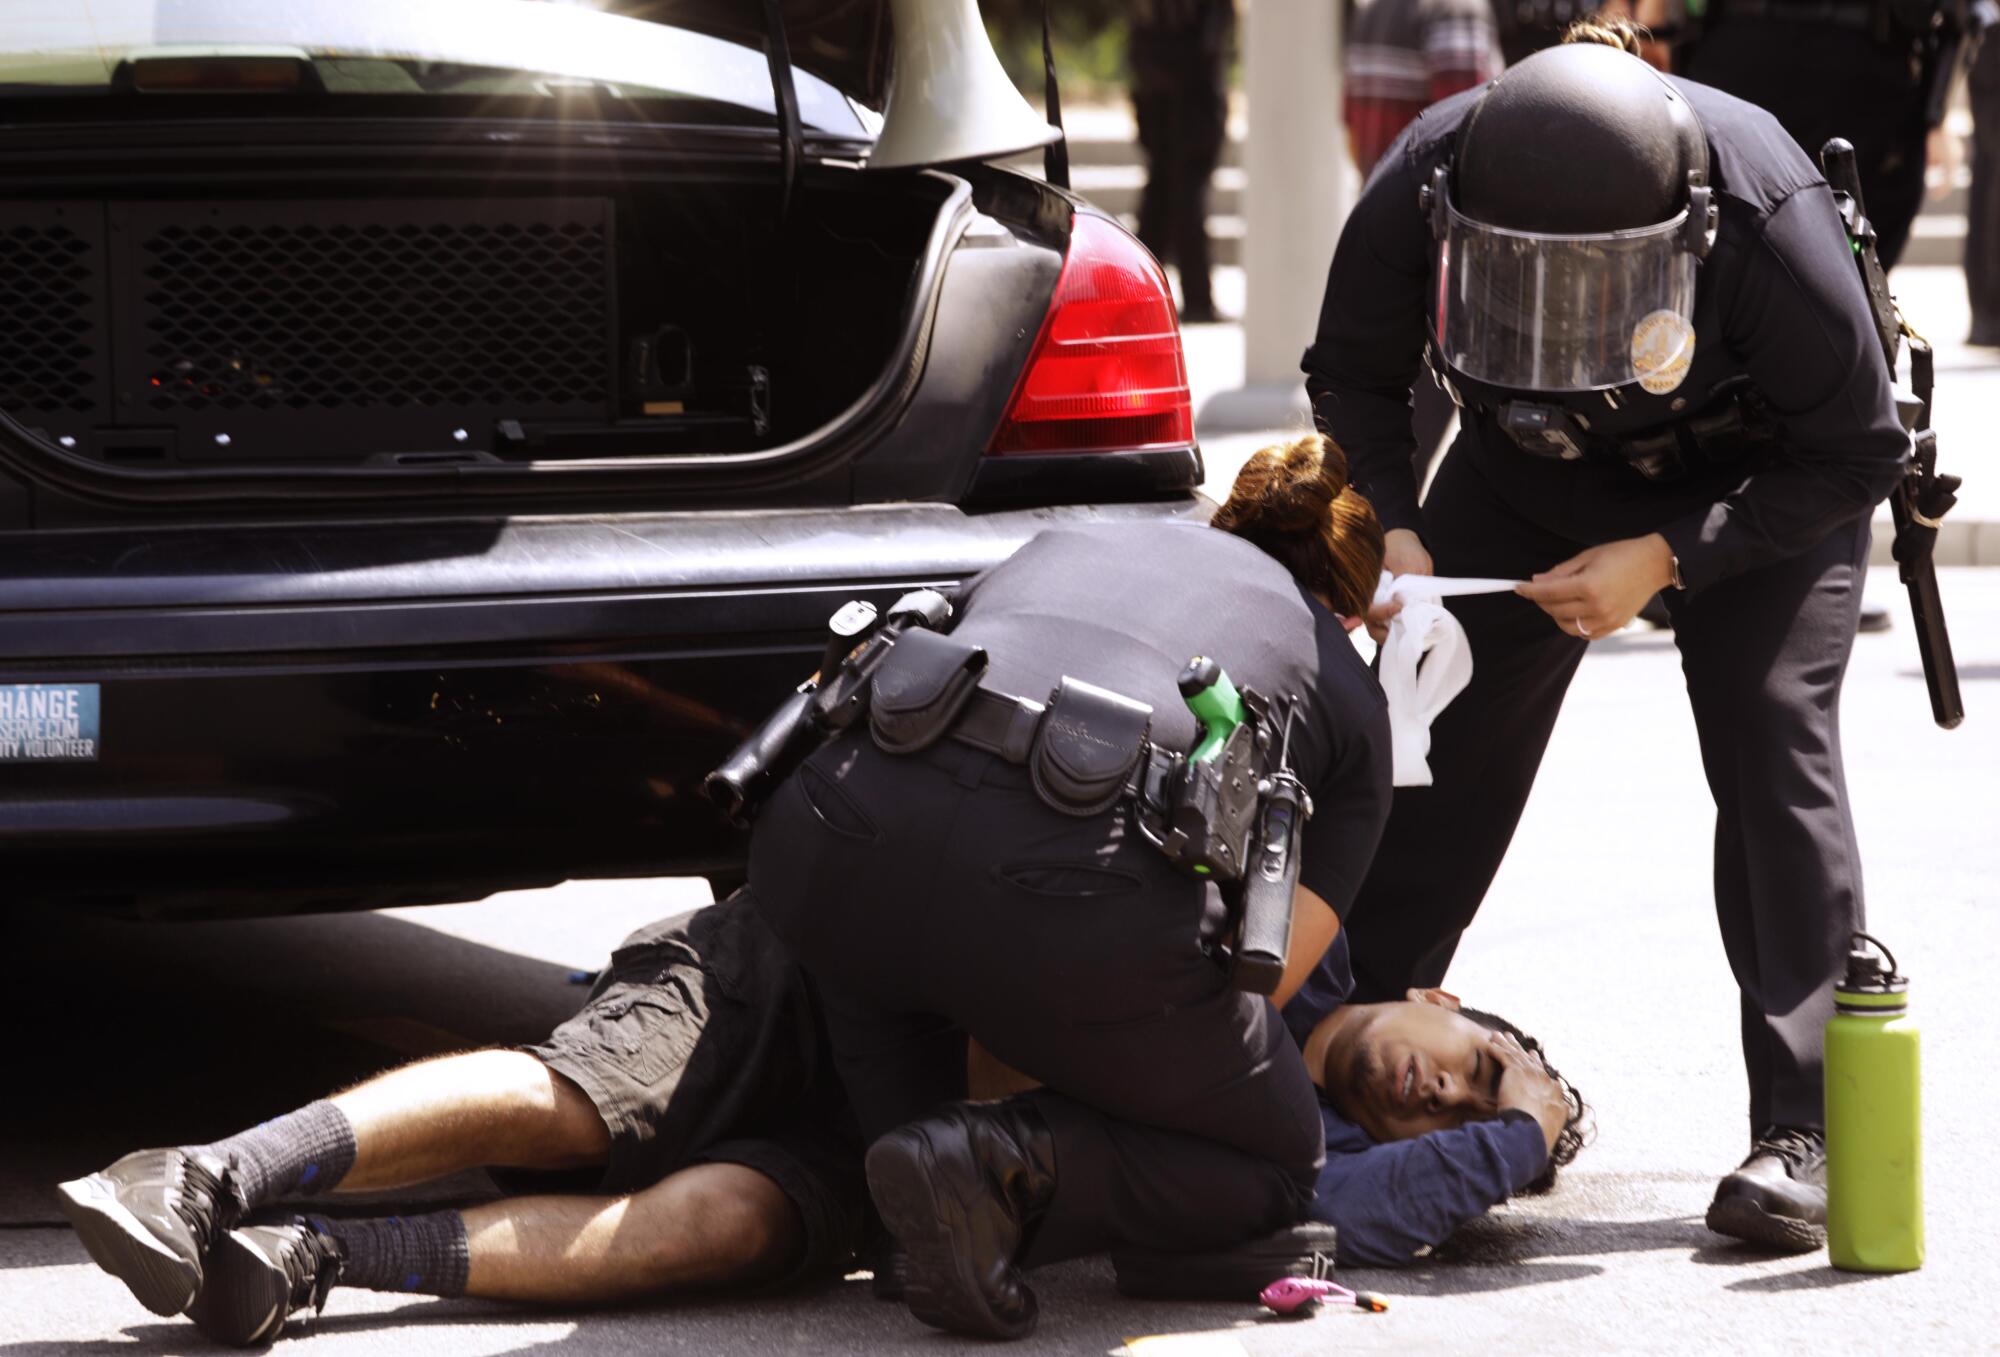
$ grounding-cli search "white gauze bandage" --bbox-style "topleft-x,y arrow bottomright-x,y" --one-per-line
1372,570 -> 1523,787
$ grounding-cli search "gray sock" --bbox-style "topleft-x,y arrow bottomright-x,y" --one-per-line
193,1100 -> 356,1210
307,1211 -> 470,1298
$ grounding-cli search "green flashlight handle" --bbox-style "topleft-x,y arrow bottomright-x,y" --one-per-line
1179,656 -> 1246,764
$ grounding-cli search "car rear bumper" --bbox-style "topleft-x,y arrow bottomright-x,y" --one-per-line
1,499 -> 1206,914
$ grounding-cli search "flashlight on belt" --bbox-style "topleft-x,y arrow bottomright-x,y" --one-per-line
1233,702 -> 1309,995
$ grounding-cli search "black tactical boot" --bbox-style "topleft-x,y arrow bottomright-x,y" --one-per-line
57,1148 -> 240,1316
188,1220 -> 346,1348
1705,1126 -> 1828,1252
865,1100 -> 1056,1341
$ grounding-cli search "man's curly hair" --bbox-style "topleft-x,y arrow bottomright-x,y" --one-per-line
1459,1006 -> 1594,1195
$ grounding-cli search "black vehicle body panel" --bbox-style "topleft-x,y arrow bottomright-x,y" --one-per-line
0,105 -> 1207,915
2,501 -> 1203,915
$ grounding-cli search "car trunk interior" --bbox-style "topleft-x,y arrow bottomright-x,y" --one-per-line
0,170 -> 949,470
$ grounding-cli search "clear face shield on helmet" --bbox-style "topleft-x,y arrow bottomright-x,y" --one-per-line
1426,171 -> 1716,396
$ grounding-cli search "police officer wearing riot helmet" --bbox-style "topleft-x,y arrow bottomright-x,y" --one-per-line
1303,31 -> 1908,1251
749,437 -> 1393,1339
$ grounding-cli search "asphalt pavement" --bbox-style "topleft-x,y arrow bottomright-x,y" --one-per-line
5,565 -> 1997,1355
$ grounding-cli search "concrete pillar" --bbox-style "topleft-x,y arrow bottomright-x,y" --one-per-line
1200,0 -> 1349,433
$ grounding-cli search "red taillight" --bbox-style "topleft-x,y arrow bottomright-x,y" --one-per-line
986,213 -> 1194,456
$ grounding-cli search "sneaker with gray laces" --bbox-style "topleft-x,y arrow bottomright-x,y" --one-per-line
189,1219 -> 346,1348
57,1147 -> 239,1315
1705,1125 -> 1828,1253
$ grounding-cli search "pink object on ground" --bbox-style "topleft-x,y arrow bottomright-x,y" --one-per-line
1258,1276 -> 1391,1316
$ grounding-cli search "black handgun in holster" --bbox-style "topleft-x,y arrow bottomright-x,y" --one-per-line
1136,663 -> 1313,996
703,588 -> 955,824
1823,137 -> 1965,729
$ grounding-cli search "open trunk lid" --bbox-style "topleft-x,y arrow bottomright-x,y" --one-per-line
0,0 -> 1061,171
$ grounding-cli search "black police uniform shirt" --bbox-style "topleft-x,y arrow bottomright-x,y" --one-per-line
1302,78 -> 1910,592
949,519 -> 1392,924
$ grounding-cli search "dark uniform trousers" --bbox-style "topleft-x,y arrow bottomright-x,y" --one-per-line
1342,438 -> 1868,1134
1967,35 -> 2000,338
1130,0 -> 1232,319
1684,18 -> 1929,269
750,733 -> 1324,1266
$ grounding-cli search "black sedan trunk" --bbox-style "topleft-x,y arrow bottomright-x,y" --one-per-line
2,173 -> 949,471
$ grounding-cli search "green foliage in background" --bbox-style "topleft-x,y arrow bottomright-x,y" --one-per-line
982,0 -> 1132,99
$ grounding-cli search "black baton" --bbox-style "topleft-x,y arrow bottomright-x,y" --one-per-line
1823,139 -> 1966,729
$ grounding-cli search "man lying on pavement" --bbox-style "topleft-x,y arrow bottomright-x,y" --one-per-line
1286,930 -> 1587,1265
57,891 -> 1589,1345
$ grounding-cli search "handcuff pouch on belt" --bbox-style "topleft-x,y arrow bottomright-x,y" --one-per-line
866,635 -> 1153,816
1030,677 -> 1154,817
868,627 -> 989,755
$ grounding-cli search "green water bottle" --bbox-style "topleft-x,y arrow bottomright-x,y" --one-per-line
1825,931 -> 1922,1273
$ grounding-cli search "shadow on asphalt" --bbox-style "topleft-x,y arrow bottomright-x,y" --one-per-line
1433,1212 -> 1717,1263
1344,1260 -> 1606,1295
1724,1265 -> 1902,1293
0,1264 -> 1318,1357
0,905 -> 588,1228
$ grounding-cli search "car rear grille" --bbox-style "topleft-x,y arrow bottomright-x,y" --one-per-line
0,199 -> 616,462
136,213 -> 612,415
0,206 -> 109,420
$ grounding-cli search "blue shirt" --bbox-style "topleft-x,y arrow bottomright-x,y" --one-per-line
1281,933 -> 1550,1266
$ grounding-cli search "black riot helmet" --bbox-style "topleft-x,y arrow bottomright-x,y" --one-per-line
1422,43 -> 1720,397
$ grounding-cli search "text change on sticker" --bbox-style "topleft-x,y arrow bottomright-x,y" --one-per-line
1631,309 -> 1695,395
0,683 -> 101,762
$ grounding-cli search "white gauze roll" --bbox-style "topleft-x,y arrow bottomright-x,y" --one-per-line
1372,570 -> 1523,787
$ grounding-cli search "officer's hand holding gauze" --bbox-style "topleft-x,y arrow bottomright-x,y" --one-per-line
1373,571 -> 1523,787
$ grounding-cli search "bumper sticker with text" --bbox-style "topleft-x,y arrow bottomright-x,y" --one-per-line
0,684 -> 100,762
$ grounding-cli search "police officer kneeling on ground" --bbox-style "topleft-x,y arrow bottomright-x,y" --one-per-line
743,437 -> 1393,1339
1304,26 -> 1909,1252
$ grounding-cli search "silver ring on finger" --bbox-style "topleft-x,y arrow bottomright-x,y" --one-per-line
1576,616 -> 1591,638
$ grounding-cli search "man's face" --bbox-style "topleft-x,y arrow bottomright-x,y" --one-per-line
1325,998 -> 1507,1143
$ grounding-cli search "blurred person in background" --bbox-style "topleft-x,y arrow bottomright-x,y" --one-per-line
1345,0 -> 1505,484
1346,0 -> 1504,175
1968,21 -> 2000,342
1664,0 -> 1982,631
1675,0 -> 1980,270
1130,0 -> 1235,322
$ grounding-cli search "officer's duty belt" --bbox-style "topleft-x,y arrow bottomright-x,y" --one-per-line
866,627 -> 1158,818
948,686 -> 1045,764
1486,382 -> 1778,482
946,681 -> 1172,817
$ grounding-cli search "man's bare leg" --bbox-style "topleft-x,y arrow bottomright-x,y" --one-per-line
331,1049 -> 611,1191
186,1129 -> 806,1341
461,1161 -> 803,1303
59,1047 -> 614,1320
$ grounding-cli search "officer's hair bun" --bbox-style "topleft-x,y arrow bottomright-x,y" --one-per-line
1561,15 -> 1644,55
1232,432 -> 1345,532
1211,432 -> 1385,618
